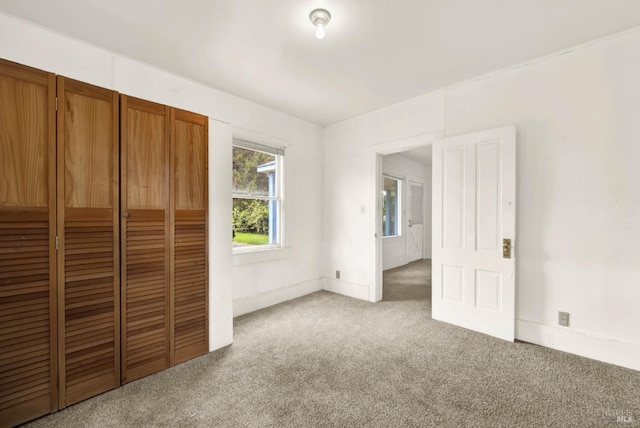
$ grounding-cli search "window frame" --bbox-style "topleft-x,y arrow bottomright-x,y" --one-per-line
382,174 -> 402,238
232,139 -> 285,253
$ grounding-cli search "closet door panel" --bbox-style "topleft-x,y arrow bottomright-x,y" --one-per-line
56,77 -> 120,407
0,59 -> 57,427
171,109 -> 208,364
121,96 -> 170,383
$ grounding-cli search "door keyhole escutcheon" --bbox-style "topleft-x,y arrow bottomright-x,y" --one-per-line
502,238 -> 511,259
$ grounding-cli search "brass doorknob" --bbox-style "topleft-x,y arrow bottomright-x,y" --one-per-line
122,212 -> 130,218
502,238 -> 511,259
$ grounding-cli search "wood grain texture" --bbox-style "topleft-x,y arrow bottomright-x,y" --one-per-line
2,61 -> 208,425
56,77 -> 120,408
63,92 -> 113,208
122,211 -> 169,381
121,96 -> 170,383
125,100 -> 167,210
0,68 -> 49,208
0,59 -> 57,428
0,217 -> 50,393
171,108 -> 208,365
62,216 -> 117,404
173,211 -> 207,364
174,112 -> 207,210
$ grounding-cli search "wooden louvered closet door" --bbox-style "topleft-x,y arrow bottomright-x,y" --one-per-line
56,77 -> 120,407
171,109 -> 208,365
120,95 -> 171,383
0,59 -> 57,427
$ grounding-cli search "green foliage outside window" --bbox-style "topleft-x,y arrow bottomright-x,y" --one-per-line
232,146 -> 274,242
232,199 -> 269,234
233,147 -> 273,196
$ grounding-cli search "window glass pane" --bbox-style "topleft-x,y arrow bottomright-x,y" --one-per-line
383,177 -> 399,237
233,198 -> 278,247
232,146 -> 276,197
232,143 -> 282,251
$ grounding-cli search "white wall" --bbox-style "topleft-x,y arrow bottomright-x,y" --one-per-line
0,12 -> 324,350
382,153 -> 428,270
323,28 -> 640,371
323,92 -> 446,301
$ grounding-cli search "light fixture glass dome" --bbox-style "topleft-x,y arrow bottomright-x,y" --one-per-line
309,9 -> 331,39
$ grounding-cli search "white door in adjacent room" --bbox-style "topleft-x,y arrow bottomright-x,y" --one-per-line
406,182 -> 424,263
432,126 -> 516,341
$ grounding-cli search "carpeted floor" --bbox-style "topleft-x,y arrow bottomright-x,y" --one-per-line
24,259 -> 639,427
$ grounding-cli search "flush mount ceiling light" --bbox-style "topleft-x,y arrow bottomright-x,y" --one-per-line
309,8 -> 331,39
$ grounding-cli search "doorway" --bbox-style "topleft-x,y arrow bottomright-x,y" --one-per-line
370,131 -> 441,302
370,126 -> 516,341
382,259 -> 431,303
380,151 -> 431,302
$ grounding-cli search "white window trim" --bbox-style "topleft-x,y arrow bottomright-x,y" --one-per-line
382,174 -> 402,238
232,129 -> 287,255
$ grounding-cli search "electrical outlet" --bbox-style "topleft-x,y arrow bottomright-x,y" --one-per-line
336,270 -> 341,279
558,311 -> 570,327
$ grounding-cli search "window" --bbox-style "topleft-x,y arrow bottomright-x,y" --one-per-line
382,176 -> 400,237
232,140 -> 284,250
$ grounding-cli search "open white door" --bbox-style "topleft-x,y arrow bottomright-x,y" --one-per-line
432,126 -> 516,341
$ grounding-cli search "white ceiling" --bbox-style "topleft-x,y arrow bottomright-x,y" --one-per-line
2,0 -> 640,126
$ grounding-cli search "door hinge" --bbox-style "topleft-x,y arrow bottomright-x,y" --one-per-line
55,236 -> 59,250
55,97 -> 58,111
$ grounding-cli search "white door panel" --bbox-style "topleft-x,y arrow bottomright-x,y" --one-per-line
383,236 -> 407,271
406,224 -> 423,262
432,126 -> 516,341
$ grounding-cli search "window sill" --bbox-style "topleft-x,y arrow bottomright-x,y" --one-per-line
232,246 -> 291,266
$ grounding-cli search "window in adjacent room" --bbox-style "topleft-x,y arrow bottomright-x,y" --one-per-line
232,140 -> 284,251
382,175 -> 401,237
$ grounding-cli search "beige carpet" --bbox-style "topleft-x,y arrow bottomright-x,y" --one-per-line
24,259 -> 639,427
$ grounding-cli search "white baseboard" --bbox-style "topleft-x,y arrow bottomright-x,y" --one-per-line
323,278 -> 370,301
233,278 -> 323,317
517,319 -> 640,372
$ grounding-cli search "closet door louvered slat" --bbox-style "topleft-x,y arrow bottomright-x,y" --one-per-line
120,95 -> 171,383
56,77 -> 120,407
171,109 -> 208,364
0,59 -> 57,427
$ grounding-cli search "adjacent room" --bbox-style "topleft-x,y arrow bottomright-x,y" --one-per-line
1,1 -> 640,427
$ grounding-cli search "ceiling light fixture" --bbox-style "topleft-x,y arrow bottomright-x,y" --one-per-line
309,8 -> 331,39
